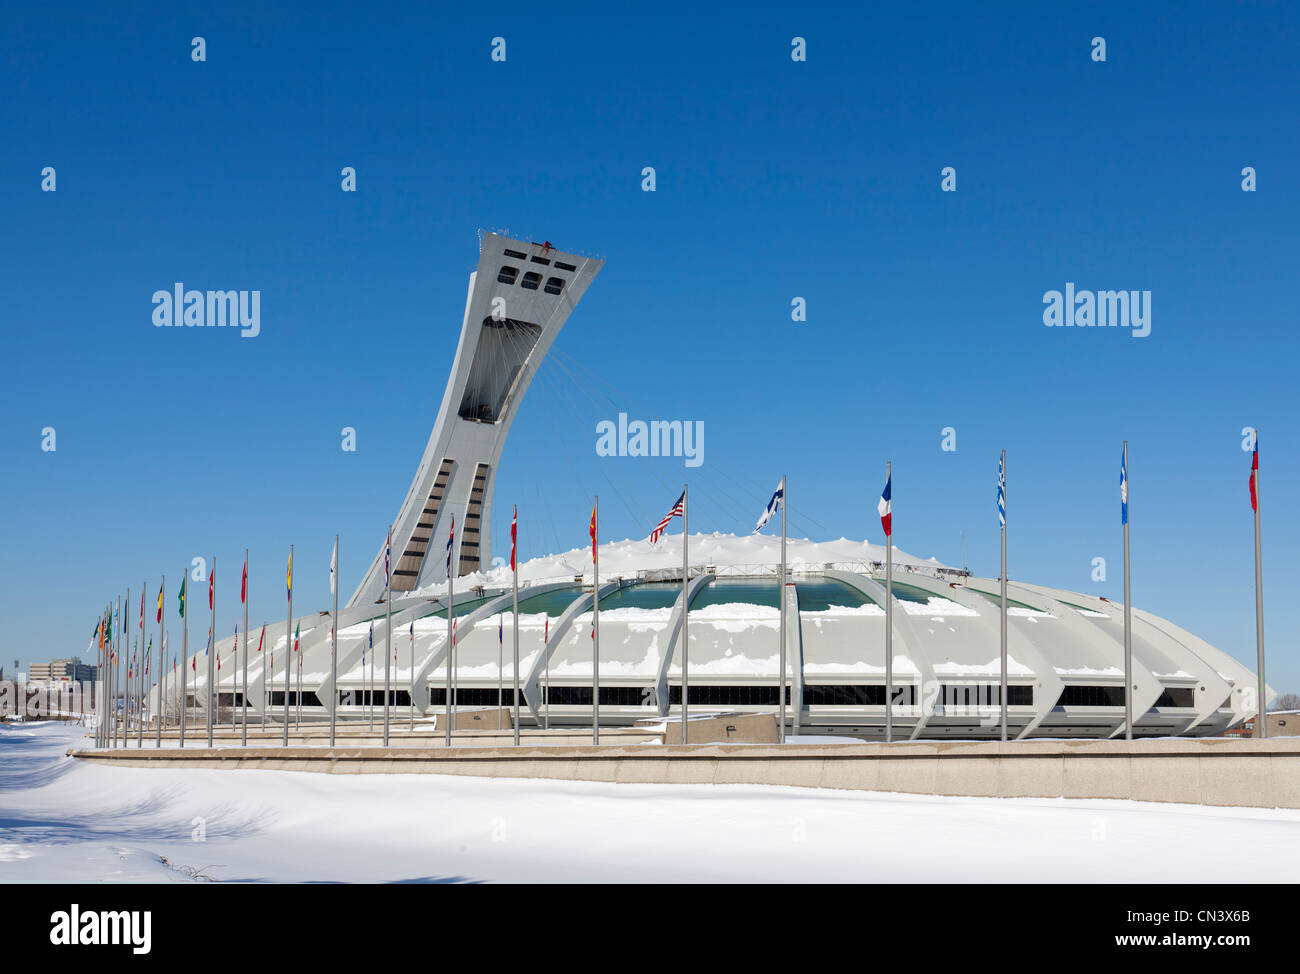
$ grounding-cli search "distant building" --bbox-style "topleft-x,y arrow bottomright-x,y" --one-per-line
29,657 -> 97,686
1225,711 -> 1297,737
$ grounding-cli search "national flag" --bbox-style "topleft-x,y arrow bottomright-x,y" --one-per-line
139,590 -> 144,630
754,480 -> 784,533
209,567 -> 214,611
649,491 -> 684,545
1120,449 -> 1128,525
330,537 -> 338,596
241,555 -> 247,604
365,621 -> 372,665
145,639 -> 150,675
590,503 -> 598,560
157,583 -> 164,623
1249,442 -> 1259,512
510,506 -> 517,571
178,578 -> 186,618
96,617 -> 104,650
385,531 -> 391,587
498,615 -> 503,644
452,617 -> 457,647
878,473 -> 892,537
205,627 -> 212,655
446,517 -> 455,574
998,455 -> 1006,528
257,624 -> 266,654
286,550 -> 293,603
293,623 -> 300,654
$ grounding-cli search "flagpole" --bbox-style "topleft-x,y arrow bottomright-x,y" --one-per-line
1000,450 -> 1008,743
180,579 -> 187,749
681,483 -> 689,745
885,461 -> 893,744
779,474 -> 787,744
136,591 -> 143,748
593,495 -> 600,746
119,595 -> 126,746
446,524 -> 454,747
512,506 -> 520,747
284,546 -> 292,747
1122,442 -> 1132,742
156,576 -> 164,747
207,558 -> 216,747
331,535 -> 339,748
1253,438 -> 1266,739
384,525 -> 392,746
242,550 -> 249,747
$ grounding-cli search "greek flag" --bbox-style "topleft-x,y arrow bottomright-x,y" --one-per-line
754,479 -> 785,533
1120,448 -> 1128,525
997,455 -> 1006,528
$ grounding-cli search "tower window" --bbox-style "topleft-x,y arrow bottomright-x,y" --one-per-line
497,265 -> 519,285
544,277 -> 565,295
503,248 -> 528,260
530,255 -> 551,265
554,261 -> 578,272
521,272 -> 542,290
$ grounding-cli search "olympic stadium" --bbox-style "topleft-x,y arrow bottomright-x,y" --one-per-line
147,233 -> 1266,741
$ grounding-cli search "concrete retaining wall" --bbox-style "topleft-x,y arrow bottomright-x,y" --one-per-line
69,737 -> 1300,809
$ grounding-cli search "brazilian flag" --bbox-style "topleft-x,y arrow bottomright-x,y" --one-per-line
178,578 -> 186,618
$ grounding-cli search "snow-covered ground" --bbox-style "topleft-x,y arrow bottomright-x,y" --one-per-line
3,720 -> 1299,883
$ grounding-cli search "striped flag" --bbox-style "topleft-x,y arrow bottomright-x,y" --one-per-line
286,550 -> 293,603
878,473 -> 892,537
446,517 -> 455,574
293,623 -> 300,654
649,491 -> 685,545
178,578 -> 186,618
330,537 -> 338,596
590,503 -> 598,559
157,583 -> 163,623
998,455 -> 1006,528
1249,441 -> 1259,511
1120,448 -> 1128,525
385,532 -> 390,586
510,505 -> 517,571
754,481 -> 784,533
209,567 -> 214,611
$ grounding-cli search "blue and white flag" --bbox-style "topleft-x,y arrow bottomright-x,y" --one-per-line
446,517 -> 455,573
1120,448 -> 1128,525
754,479 -> 785,533
997,455 -> 1006,528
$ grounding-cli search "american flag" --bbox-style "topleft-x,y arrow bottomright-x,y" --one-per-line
649,490 -> 685,545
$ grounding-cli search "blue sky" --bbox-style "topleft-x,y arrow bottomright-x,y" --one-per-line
1,2 -> 1296,695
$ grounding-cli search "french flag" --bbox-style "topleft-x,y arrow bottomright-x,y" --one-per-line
878,473 -> 892,537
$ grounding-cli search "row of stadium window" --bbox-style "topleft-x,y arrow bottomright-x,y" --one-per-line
238,684 -> 1196,710
497,264 -> 566,294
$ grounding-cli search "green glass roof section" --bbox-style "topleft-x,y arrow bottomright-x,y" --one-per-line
690,578 -> 780,610
795,576 -> 878,610
599,582 -> 682,611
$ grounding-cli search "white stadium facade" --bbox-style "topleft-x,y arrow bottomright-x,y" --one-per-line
149,233 -> 1266,740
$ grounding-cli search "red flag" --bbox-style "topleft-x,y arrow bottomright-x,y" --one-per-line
510,505 -> 517,571
209,567 -> 214,611
589,503 -> 597,563
1249,443 -> 1259,512
257,624 -> 265,653
241,556 -> 247,604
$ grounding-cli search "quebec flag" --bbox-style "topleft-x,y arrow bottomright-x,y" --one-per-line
754,479 -> 784,533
